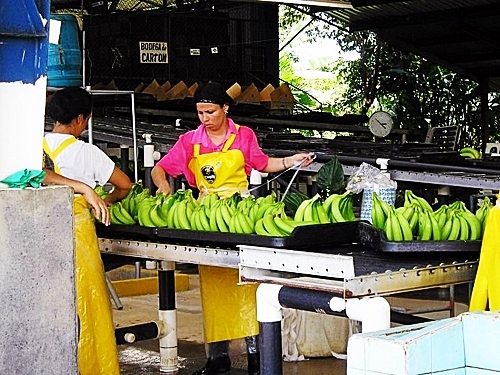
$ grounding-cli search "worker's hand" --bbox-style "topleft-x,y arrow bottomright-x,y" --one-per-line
155,181 -> 172,196
288,152 -> 315,168
83,187 -> 110,225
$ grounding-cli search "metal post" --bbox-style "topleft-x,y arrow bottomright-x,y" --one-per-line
158,261 -> 178,373
143,133 -> 154,191
120,145 -> 130,178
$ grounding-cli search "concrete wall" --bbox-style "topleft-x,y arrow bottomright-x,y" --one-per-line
0,186 -> 78,375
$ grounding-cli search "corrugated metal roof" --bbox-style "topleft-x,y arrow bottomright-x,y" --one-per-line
327,0 -> 500,90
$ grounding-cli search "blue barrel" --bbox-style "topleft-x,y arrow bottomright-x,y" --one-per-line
47,14 -> 82,88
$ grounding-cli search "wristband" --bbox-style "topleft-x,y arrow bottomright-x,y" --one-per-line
282,157 -> 287,169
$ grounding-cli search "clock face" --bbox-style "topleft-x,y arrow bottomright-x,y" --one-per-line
368,111 -> 393,138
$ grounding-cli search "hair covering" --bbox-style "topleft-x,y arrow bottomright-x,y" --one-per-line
194,82 -> 233,106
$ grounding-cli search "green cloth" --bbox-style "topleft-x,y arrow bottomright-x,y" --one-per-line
1,169 -> 46,188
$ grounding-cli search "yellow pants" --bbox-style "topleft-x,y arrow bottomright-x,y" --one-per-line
74,197 -> 120,375
199,265 -> 259,343
470,205 -> 500,311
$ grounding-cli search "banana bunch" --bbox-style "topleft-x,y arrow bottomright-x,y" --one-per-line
384,206 -> 413,241
370,192 -> 392,230
293,192 -> 356,224
475,196 -> 493,234
436,201 -> 482,241
109,181 -> 151,225
460,147 -> 482,159
109,201 -> 137,225
162,190 -> 199,229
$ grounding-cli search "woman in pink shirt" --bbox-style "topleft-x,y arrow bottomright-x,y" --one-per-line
151,82 -> 313,375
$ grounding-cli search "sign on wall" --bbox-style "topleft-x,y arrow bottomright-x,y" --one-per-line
139,41 -> 168,63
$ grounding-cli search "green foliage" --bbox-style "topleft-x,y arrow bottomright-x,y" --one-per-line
279,5 -> 500,147
316,156 -> 345,198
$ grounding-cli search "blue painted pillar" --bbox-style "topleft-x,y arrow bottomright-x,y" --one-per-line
0,0 -> 50,182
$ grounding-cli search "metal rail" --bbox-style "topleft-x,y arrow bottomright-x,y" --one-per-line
99,239 -> 478,297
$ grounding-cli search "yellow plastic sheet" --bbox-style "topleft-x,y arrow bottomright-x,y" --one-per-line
74,196 -> 120,375
470,204 -> 500,311
199,265 -> 259,343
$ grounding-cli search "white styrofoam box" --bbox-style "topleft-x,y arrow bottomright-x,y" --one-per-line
347,332 -> 367,371
466,367 -> 500,375
429,319 -> 466,373
462,311 -> 500,371
347,318 -> 465,374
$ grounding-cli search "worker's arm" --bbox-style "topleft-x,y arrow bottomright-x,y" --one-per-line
43,169 -> 110,225
263,152 -> 314,173
151,164 -> 172,195
104,166 -> 133,205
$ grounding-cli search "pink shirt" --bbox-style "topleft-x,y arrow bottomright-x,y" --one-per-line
156,118 -> 269,188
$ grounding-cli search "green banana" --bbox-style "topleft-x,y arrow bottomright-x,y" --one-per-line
428,211 -> 441,241
459,147 -> 481,159
109,204 -> 124,225
116,202 -> 136,225
198,206 -> 212,231
315,202 -> 331,224
389,209 -> 403,242
447,215 -> 461,241
273,214 -> 295,235
456,213 -> 470,241
384,210 -> 394,241
256,202 -> 276,221
322,193 -> 337,214
303,199 -> 316,222
371,193 -> 386,229
418,210 -> 432,241
236,211 -> 254,234
255,218 -> 269,236
176,199 -> 192,230
262,214 -> 285,236
208,201 -> 220,232
329,194 -> 346,223
215,202 -> 230,232
461,210 -> 482,240
137,199 -> 156,227
440,216 -> 453,240
394,209 -> 413,241
294,198 -> 313,222
147,204 -> 166,228
166,199 -> 179,228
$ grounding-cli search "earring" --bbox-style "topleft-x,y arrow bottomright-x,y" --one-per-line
224,110 -> 228,115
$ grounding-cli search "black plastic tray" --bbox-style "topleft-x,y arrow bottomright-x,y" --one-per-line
96,221 -> 359,250
357,221 -> 481,253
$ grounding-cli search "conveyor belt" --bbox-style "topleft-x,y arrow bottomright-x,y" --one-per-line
98,237 -> 478,298
238,244 -> 478,298
46,114 -> 500,190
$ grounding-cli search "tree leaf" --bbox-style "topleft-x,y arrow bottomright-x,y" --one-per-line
316,156 -> 345,198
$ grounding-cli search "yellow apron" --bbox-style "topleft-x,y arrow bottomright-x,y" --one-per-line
470,201 -> 500,311
44,136 -> 120,375
188,126 -> 248,199
189,127 -> 259,342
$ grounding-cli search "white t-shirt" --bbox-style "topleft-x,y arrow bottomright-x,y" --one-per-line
44,133 -> 115,189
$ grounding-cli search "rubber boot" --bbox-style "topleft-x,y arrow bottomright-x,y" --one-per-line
192,340 -> 231,375
245,335 -> 260,375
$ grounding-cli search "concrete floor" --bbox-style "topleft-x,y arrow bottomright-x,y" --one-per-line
109,264 -> 470,375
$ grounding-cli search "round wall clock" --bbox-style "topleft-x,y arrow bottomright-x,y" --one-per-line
368,111 -> 393,138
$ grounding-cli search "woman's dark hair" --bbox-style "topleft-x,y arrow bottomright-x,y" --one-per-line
193,82 -> 233,107
46,87 -> 93,124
